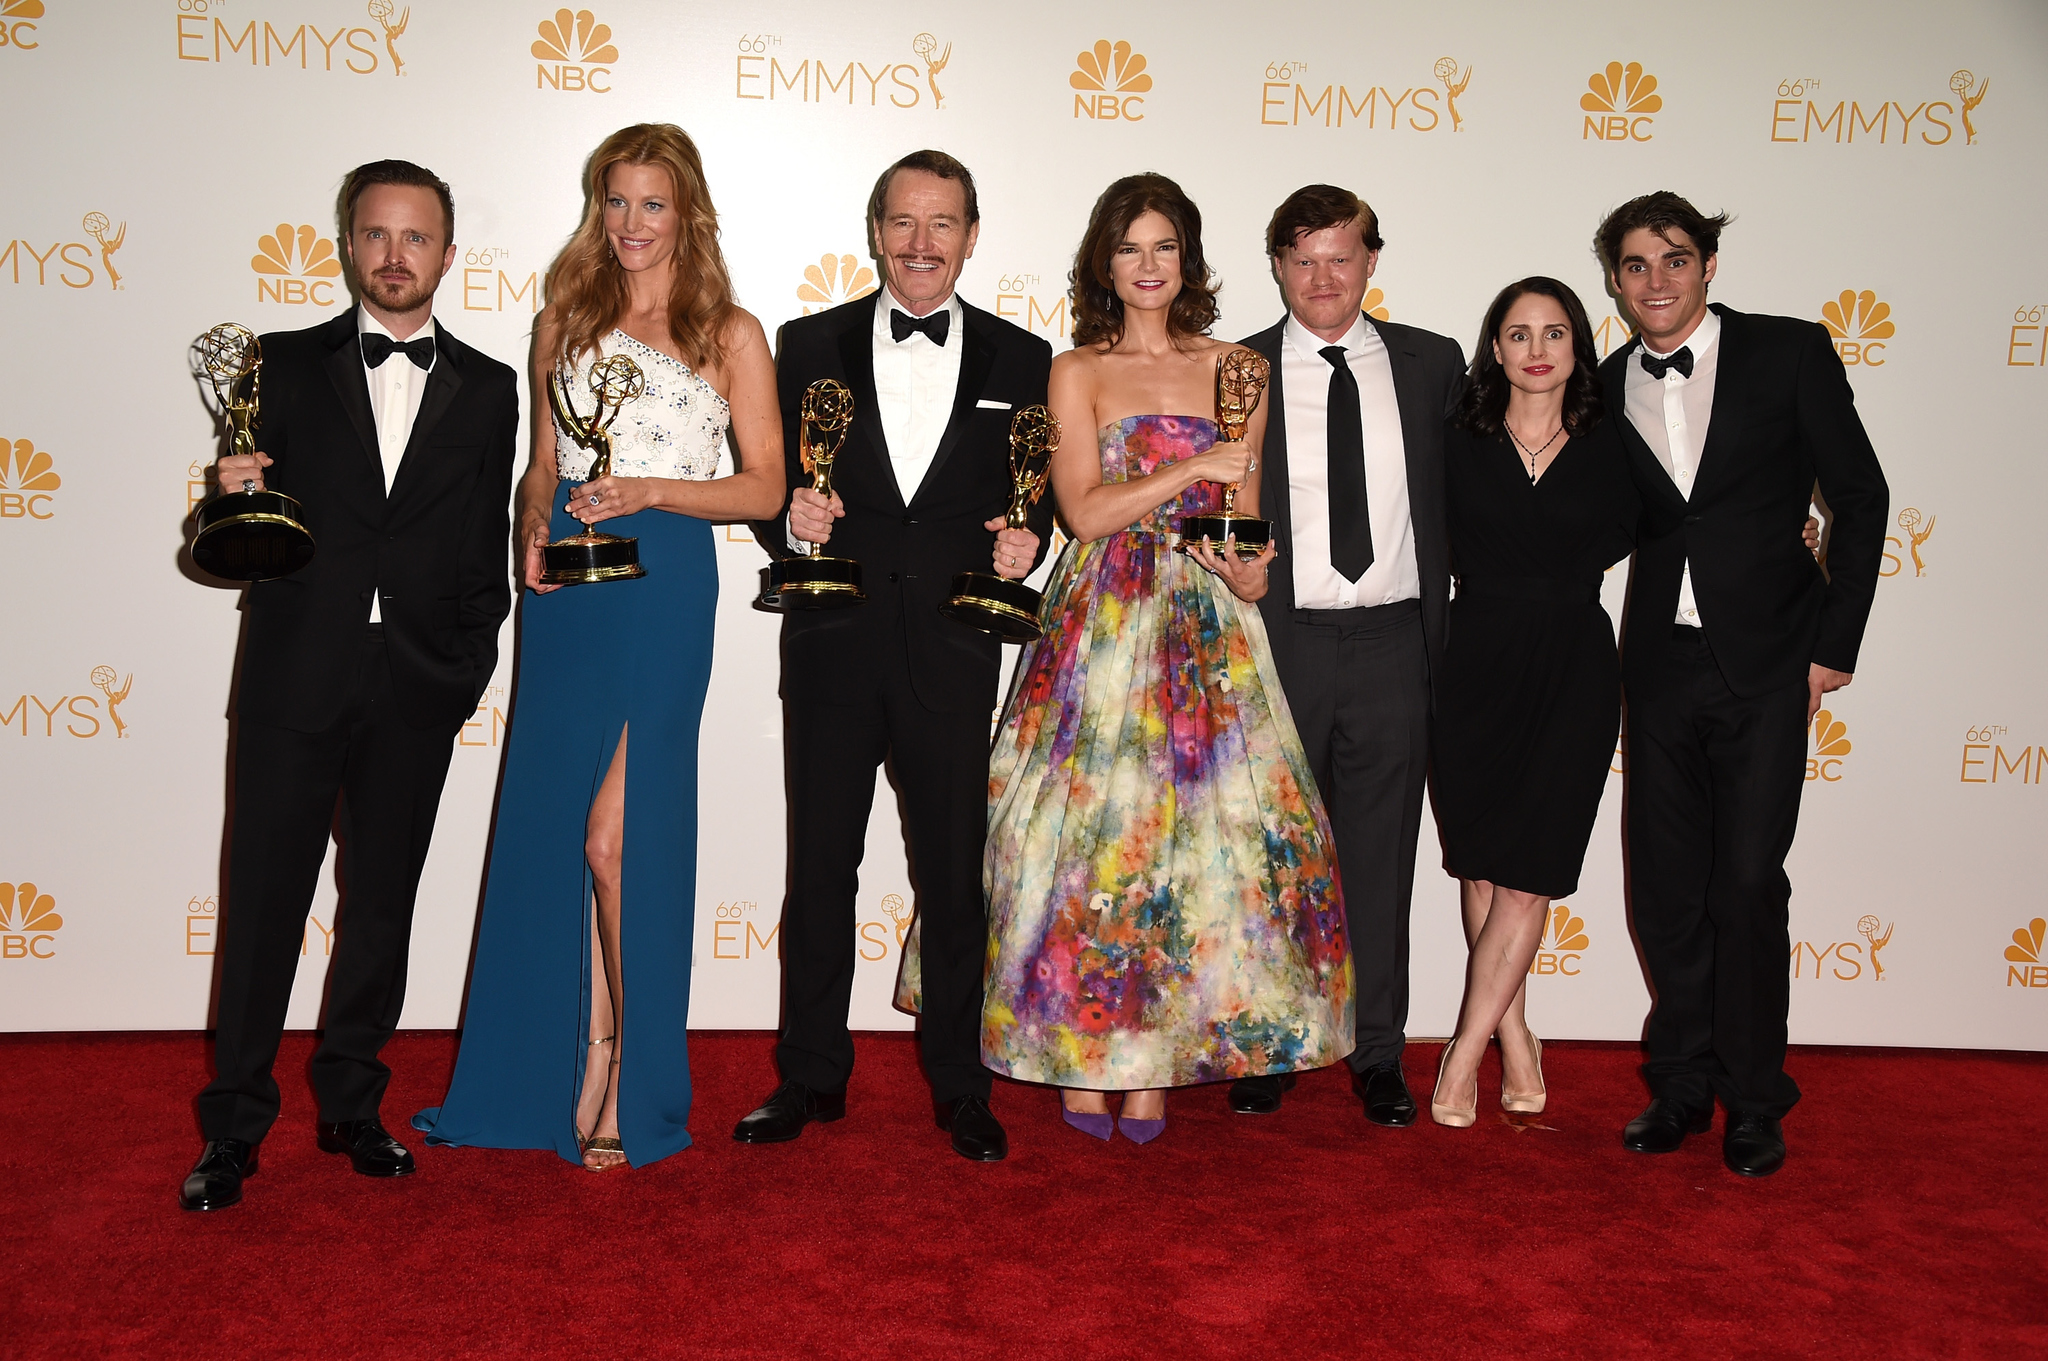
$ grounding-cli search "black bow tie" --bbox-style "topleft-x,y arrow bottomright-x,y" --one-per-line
362,331 -> 436,370
1640,345 -> 1693,380
890,308 -> 950,346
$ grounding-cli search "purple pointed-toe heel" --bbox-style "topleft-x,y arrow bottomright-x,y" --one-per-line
1060,1100 -> 1114,1141
1118,1116 -> 1165,1144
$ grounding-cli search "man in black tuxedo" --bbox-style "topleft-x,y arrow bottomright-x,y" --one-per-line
1231,185 -> 1464,1125
1597,192 -> 1886,1177
735,151 -> 1052,1161
181,161 -> 518,1211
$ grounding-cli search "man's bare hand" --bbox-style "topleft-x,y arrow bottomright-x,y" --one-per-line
1808,663 -> 1852,721
217,449 -> 272,493
791,487 -> 843,545
987,517 -> 1039,580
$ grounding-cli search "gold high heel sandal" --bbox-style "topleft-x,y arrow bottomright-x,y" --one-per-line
1501,1032 -> 1547,1114
1430,1038 -> 1478,1128
578,1035 -> 627,1172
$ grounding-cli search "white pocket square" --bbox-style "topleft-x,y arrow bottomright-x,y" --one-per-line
975,399 -> 1012,410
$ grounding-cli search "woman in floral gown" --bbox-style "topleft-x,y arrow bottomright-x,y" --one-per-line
979,174 -> 1354,1141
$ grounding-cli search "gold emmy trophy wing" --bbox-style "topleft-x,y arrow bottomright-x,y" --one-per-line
1176,348 -> 1272,560
541,354 -> 648,585
939,404 -> 1060,641
191,323 -> 318,581
763,379 -> 865,609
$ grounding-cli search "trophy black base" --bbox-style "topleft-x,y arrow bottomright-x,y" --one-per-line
940,572 -> 1045,641
1175,511 -> 1272,561
764,554 -> 864,610
193,490 -> 317,581
540,531 -> 645,585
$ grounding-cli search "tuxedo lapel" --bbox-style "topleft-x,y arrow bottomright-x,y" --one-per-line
1380,323 -> 1436,523
834,314 -> 905,511
322,308 -> 380,479
916,304 -> 998,502
385,326 -> 466,508
1605,341 -> 1687,510
1690,305 -> 1748,503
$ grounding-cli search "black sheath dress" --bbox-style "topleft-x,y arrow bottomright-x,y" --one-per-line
1433,419 -> 1640,899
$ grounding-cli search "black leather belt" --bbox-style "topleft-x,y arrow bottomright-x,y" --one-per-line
1457,576 -> 1600,606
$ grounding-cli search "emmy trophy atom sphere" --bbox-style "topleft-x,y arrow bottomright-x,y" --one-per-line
191,322 -> 318,581
542,354 -> 650,585
764,379 -> 865,609
939,404 -> 1060,641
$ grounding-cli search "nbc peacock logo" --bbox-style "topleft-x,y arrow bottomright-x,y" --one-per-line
1529,903 -> 1588,976
1807,708 -> 1851,782
252,224 -> 343,307
532,8 -> 616,92
1821,289 -> 1894,367
0,0 -> 42,54
1071,40 -> 1151,122
1581,61 -> 1661,142
2006,918 -> 2047,988
0,879 -> 62,960
1,436 -> 58,520
797,253 -> 876,316
1362,287 -> 1390,323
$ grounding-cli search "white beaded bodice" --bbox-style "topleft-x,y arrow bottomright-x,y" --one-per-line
552,329 -> 730,482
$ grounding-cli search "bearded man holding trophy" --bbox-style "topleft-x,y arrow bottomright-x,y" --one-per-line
737,150 -> 1052,1162
181,159 -> 519,1211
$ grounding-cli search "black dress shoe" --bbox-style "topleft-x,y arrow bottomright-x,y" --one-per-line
733,1080 -> 847,1144
1227,1073 -> 1298,1115
1355,1060 -> 1418,1127
317,1118 -> 416,1177
1722,1111 -> 1786,1177
1622,1097 -> 1714,1154
936,1094 -> 1007,1162
180,1138 -> 258,1211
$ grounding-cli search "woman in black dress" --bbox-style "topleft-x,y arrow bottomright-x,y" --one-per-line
1429,278 -> 1635,1126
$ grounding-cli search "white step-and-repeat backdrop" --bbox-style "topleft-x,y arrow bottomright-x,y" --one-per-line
3,0 -> 2042,1049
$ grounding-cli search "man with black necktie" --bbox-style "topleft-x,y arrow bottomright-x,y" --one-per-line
180,161 -> 518,1211
1596,192 -> 1886,1177
1231,185 -> 1465,1125
735,151 -> 1052,1161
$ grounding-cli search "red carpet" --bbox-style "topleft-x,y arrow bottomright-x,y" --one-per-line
3,1031 -> 2041,1359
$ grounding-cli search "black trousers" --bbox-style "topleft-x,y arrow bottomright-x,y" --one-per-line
1274,600 -> 1431,1072
197,631 -> 460,1143
1625,626 -> 1806,1118
775,649 -> 993,1105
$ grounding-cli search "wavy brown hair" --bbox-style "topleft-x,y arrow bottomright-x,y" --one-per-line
1068,173 -> 1219,350
545,124 -> 737,372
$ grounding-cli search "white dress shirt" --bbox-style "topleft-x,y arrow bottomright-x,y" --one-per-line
1622,307 -> 1721,628
359,308 -> 438,623
1280,312 -> 1419,610
788,287 -> 964,551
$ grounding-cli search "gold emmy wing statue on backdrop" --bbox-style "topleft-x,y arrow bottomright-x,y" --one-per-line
191,322 -> 317,581
1176,348 -> 1272,559
763,378 -> 865,609
939,404 -> 1060,641
542,354 -> 649,585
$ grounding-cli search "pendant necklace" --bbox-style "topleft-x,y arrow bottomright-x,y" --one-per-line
1506,421 -> 1565,482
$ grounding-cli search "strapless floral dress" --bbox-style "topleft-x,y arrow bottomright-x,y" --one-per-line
978,415 -> 1354,1089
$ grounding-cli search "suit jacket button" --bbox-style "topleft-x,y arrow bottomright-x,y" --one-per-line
1683,514 -> 1701,525
888,572 -> 900,583
902,516 -> 916,526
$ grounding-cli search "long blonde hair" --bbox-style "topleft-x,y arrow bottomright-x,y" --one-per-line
545,123 -> 737,372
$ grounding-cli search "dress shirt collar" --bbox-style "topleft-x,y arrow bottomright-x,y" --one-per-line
874,286 -> 963,341
1640,305 -> 1720,362
1285,309 -> 1372,362
358,306 -> 439,368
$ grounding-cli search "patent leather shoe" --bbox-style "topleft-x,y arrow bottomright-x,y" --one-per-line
1355,1059 -> 1418,1127
317,1118 -> 416,1177
937,1094 -> 1007,1162
733,1080 -> 847,1144
180,1138 -> 257,1211
1622,1097 -> 1713,1154
1227,1073 -> 1298,1115
1722,1111 -> 1786,1177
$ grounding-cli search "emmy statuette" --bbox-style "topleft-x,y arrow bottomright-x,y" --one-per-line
1176,348 -> 1273,560
763,379 -> 865,609
939,404 -> 1060,641
191,323 -> 317,581
541,354 -> 648,585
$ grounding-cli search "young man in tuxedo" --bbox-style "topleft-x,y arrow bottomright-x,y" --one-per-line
181,161 -> 518,1211
1230,186 -> 1465,1126
736,151 -> 1052,1162
1597,192 -> 1886,1176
